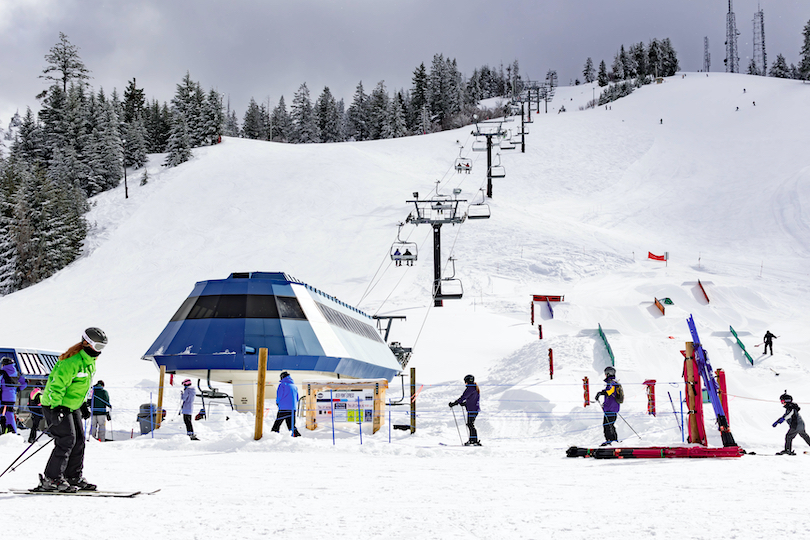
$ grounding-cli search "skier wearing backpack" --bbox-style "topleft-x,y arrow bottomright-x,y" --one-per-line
595,366 -> 623,446
772,391 -> 810,455
449,374 -> 481,446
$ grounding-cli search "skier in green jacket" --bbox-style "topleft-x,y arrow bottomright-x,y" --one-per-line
36,328 -> 108,493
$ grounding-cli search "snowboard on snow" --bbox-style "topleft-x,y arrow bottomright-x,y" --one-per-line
8,488 -> 160,498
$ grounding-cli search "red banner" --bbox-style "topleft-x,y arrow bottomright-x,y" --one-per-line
648,252 -> 666,261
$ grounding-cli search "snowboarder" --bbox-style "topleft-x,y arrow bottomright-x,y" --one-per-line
37,327 -> 108,492
763,330 -> 777,355
28,387 -> 44,443
449,374 -> 481,446
88,380 -> 112,442
1,356 -> 26,435
772,392 -> 810,455
595,366 -> 622,446
271,371 -> 301,436
181,379 -> 199,440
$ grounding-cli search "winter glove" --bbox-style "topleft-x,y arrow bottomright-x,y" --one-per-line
53,406 -> 70,425
449,401 -> 457,408
773,417 -> 784,427
80,402 -> 91,419
106,412 -> 111,421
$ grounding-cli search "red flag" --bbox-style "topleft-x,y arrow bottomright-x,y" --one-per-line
648,252 -> 667,261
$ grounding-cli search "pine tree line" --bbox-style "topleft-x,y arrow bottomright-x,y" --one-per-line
239,55 -> 521,143
749,19 -> 810,79
0,33 -> 225,295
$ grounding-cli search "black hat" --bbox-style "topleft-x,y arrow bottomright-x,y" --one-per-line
95,380 -> 105,387
1,356 -> 13,366
780,391 -> 793,403
463,374 -> 474,383
280,371 -> 290,380
604,366 -> 616,377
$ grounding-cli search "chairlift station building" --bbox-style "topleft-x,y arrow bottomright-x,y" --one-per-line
142,272 -> 402,412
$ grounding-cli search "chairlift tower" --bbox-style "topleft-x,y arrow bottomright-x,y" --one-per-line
753,5 -> 766,76
703,37 -> 711,72
724,0 -> 740,73
471,119 -> 506,199
406,185 -> 467,307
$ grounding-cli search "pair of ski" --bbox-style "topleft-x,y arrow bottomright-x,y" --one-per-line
438,442 -> 482,447
7,488 -> 160,498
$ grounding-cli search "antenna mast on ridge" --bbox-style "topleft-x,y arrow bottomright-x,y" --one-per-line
753,4 -> 767,76
724,0 -> 740,73
703,37 -> 711,72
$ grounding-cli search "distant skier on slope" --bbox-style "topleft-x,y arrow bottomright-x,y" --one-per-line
595,366 -> 623,446
37,327 -> 108,493
772,391 -> 810,455
449,374 -> 481,446
763,330 -> 777,355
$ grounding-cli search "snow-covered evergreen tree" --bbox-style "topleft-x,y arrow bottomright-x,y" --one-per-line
124,119 -> 148,169
368,81 -> 391,140
583,58 -> 595,84
164,112 -> 192,167
123,78 -> 146,124
242,98 -> 266,140
346,82 -> 369,141
40,32 -> 91,93
410,64 -> 429,132
290,83 -> 318,144
270,96 -> 291,142
800,19 -> 810,80
315,87 -> 341,143
597,60 -> 609,87
769,54 -> 791,78
390,92 -> 407,138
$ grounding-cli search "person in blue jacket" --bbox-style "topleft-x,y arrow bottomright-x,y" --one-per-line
1,356 -> 27,435
773,391 -> 810,455
449,374 -> 481,446
595,366 -> 621,446
181,379 -> 199,440
271,371 -> 301,437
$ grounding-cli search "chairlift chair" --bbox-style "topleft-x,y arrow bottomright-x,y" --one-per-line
499,130 -> 516,151
390,223 -> 417,266
489,154 -> 506,179
433,257 -> 463,300
466,189 -> 491,220
471,137 -> 488,152
454,146 -> 473,174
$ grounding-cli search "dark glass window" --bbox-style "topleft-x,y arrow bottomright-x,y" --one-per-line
170,295 -> 305,321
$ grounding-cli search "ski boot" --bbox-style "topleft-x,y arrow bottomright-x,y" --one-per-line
600,440 -> 615,447
67,476 -> 97,491
463,440 -> 482,446
776,449 -> 796,455
35,474 -> 78,493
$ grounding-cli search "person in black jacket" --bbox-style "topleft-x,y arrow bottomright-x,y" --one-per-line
28,388 -> 44,443
449,374 -> 481,446
773,391 -> 810,455
763,331 -> 777,355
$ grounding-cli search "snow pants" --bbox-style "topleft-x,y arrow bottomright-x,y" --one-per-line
1,403 -> 16,434
785,427 -> 810,451
272,410 -> 295,432
466,410 -> 479,443
764,342 -> 773,355
183,414 -> 194,436
603,412 -> 618,443
42,406 -> 85,481
90,415 -> 106,441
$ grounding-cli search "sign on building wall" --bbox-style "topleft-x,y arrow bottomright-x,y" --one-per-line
316,389 -> 375,423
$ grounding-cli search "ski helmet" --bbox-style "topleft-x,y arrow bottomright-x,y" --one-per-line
1,356 -> 13,366
82,327 -> 108,352
464,374 -> 475,384
780,391 -> 793,403
280,371 -> 290,380
182,378 -> 192,386
604,366 -> 616,378
30,387 -> 42,400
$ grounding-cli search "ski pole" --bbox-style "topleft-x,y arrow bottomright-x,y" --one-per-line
617,411 -> 641,440
668,392 -> 683,438
0,431 -> 50,479
450,406 -> 464,444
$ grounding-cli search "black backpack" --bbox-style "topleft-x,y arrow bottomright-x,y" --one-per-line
614,383 -> 624,404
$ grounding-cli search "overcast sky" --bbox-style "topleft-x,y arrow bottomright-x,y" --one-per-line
1,0 -> 808,129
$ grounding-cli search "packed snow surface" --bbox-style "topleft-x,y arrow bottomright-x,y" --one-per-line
2,74 -> 810,539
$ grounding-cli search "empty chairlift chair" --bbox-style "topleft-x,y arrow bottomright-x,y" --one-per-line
466,189 -> 491,220
499,130 -> 516,151
489,153 -> 506,178
433,257 -> 463,300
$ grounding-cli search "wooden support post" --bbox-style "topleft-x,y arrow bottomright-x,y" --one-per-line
306,383 -> 317,430
410,367 -> 416,434
548,348 -> 554,379
717,368 -> 729,426
684,342 -> 707,446
643,379 -> 657,416
538,324 -> 542,340
583,377 -> 590,407
156,365 -> 165,429
254,348 -> 268,440
373,382 -> 382,434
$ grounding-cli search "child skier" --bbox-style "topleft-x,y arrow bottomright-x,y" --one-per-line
449,374 -> 481,446
181,379 -> 199,440
595,366 -> 622,446
772,391 -> 810,455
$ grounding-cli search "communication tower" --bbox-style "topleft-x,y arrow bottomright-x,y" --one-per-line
703,37 -> 711,72
724,0 -> 740,73
753,5 -> 767,76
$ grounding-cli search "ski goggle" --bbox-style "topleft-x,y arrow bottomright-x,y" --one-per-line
82,331 -> 107,352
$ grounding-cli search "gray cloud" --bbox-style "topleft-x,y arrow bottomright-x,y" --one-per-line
1,0 -> 807,127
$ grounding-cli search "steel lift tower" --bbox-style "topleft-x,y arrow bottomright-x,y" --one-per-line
703,37 -> 711,72
753,5 -> 767,76
724,0 -> 740,73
